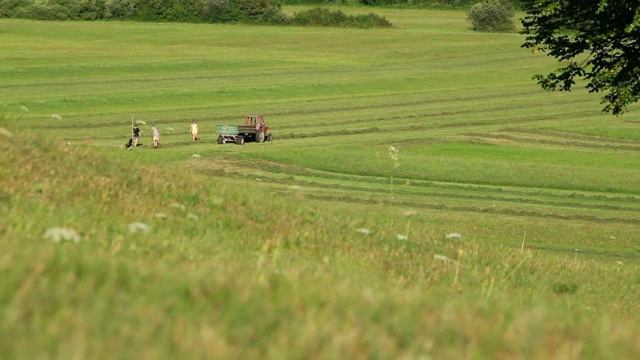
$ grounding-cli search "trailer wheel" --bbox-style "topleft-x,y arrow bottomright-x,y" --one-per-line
235,135 -> 245,145
217,135 -> 224,144
255,131 -> 265,143
266,133 -> 273,142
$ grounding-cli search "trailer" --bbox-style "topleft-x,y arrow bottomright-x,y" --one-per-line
216,114 -> 273,145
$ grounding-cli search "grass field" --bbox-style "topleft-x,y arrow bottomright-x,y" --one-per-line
1,7 -> 639,359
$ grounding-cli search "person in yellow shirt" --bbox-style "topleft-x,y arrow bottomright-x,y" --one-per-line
190,120 -> 200,141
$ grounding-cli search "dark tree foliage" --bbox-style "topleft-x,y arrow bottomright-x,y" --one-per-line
467,0 -> 515,32
290,7 -> 392,28
0,0 -> 391,27
521,0 -> 640,115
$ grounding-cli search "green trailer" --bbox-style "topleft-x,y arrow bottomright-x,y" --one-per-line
216,115 -> 273,145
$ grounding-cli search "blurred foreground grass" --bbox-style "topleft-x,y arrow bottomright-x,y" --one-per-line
1,128 -> 639,358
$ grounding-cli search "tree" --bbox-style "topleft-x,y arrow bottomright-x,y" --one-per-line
467,0 -> 515,32
521,1 -> 640,115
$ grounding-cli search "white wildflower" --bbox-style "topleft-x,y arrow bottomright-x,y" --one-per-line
356,228 -> 371,235
434,254 -> 449,261
388,145 -> 399,162
170,202 -> 186,211
0,128 -> 14,138
446,233 -> 462,240
187,213 -> 199,221
128,222 -> 150,234
211,198 -> 223,206
402,209 -> 417,217
43,227 -> 81,243
396,234 -> 408,241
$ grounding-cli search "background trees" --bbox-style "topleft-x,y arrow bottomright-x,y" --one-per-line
467,0 -> 515,32
521,0 -> 640,115
0,0 -> 391,27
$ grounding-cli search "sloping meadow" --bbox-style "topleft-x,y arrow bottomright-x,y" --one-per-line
1,7 -> 640,358
2,125 -> 640,358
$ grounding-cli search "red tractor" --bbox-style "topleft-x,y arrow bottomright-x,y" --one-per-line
216,115 -> 273,145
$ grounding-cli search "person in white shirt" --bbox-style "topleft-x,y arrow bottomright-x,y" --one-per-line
151,125 -> 160,148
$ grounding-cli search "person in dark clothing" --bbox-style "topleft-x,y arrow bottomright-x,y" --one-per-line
133,125 -> 141,147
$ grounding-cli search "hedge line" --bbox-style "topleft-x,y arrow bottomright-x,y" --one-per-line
0,0 -> 392,28
279,0 -> 522,8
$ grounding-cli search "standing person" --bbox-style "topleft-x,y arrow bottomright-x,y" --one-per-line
132,125 -> 141,148
189,120 -> 200,141
151,124 -> 160,149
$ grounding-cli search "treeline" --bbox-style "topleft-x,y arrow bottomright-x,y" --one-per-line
280,0 -> 522,7
0,0 -> 286,23
0,0 -> 392,27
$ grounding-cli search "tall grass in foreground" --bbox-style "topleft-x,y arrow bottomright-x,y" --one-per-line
1,129 -> 639,358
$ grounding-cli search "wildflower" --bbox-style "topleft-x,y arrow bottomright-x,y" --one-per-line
356,228 -> 371,235
187,213 -> 199,221
170,202 -> 186,211
128,222 -> 150,234
0,128 -> 14,138
402,209 -> 417,217
434,254 -> 449,261
43,227 -> 81,243
211,198 -> 223,206
396,234 -> 408,241
446,233 -> 462,240
388,145 -> 399,162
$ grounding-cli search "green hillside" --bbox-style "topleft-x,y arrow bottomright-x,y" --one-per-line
1,7 -> 639,358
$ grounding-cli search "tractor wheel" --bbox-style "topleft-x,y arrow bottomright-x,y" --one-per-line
217,135 -> 224,144
235,135 -> 245,145
266,133 -> 273,142
255,131 -> 265,143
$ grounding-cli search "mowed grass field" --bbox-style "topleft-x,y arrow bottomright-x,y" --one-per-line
1,7 -> 640,359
